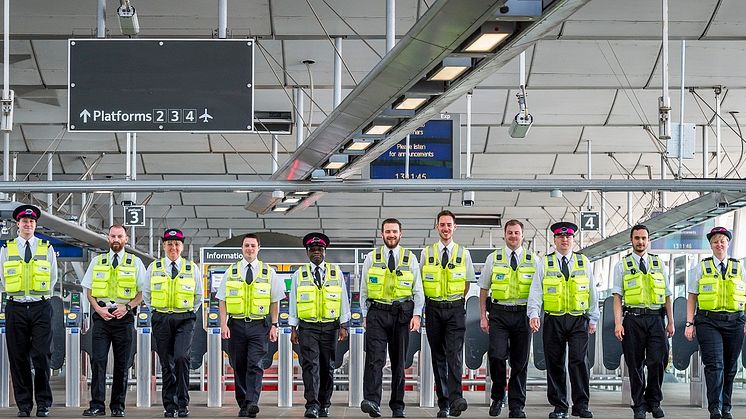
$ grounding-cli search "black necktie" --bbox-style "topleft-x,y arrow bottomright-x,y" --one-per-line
314,266 -> 322,288
720,262 -> 727,279
112,253 -> 119,269
24,241 -> 32,263
388,250 -> 396,272
561,256 -> 570,280
245,264 -> 254,285
171,261 -> 178,279
510,251 -> 518,270
639,258 -> 646,274
441,247 -> 449,269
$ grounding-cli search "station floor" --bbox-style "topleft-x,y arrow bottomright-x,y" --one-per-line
0,383 -> 742,418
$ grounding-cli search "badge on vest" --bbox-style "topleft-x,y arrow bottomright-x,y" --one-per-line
369,277 -> 379,283
547,286 -> 557,294
229,290 -> 239,296
257,306 -> 266,314
424,274 -> 435,280
6,268 -> 16,275
327,292 -> 339,299
299,294 -> 312,301
496,274 -> 506,280
447,263 -> 455,269
626,279 -> 637,287
630,269 -> 636,275
153,284 -> 162,290
95,272 -> 106,278
702,285 -> 714,292
256,288 -> 269,295
578,284 -> 588,291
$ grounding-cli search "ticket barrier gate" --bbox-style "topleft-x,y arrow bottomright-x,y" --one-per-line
206,301 -> 222,407
64,292 -> 82,407
278,294 -> 293,407
348,292 -> 364,407
419,307 -> 435,408
136,305 -> 155,407
0,293 -> 9,408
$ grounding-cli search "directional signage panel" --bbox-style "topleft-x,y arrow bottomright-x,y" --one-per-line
124,205 -> 145,227
580,211 -> 600,231
68,39 -> 254,132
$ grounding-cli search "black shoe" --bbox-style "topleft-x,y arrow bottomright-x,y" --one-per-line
361,400 -> 382,418
17,412 -> 30,418
508,409 -> 526,418
722,411 -> 732,419
392,409 -> 406,418
111,409 -> 125,417
35,408 -> 49,418
549,409 -> 569,419
648,406 -> 664,419
177,409 -> 189,418
304,407 -> 319,418
489,400 -> 502,417
633,408 -> 646,419
247,404 -> 260,415
437,408 -> 449,418
710,410 -> 722,419
238,407 -> 249,418
164,411 -> 176,418
83,407 -> 106,417
450,398 -> 468,417
572,408 -> 593,418
319,408 -> 330,418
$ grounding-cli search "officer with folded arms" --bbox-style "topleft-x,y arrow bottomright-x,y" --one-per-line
685,226 -> 746,419
82,224 -> 147,418
144,229 -> 203,418
0,204 -> 57,418
611,224 -> 673,419
289,233 -> 350,419
217,233 -> 285,418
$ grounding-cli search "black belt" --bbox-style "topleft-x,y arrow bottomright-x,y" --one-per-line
370,300 -> 412,311
624,307 -> 664,316
230,316 -> 266,323
426,298 -> 464,308
698,310 -> 744,322
6,298 -> 48,305
490,303 -> 527,312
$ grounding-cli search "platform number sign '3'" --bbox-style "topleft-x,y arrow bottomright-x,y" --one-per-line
580,211 -> 600,232
124,205 -> 145,227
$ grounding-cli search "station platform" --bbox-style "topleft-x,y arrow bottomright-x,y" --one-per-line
0,383 -> 742,418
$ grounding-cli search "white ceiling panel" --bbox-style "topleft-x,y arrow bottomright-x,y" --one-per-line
648,42 -> 746,88
383,193 -> 450,207
318,206 -> 380,219
225,153 -> 290,174
485,126 -> 583,153
142,205 -> 196,218
472,153 -> 555,175
706,0 -> 746,38
57,153 -> 140,175
141,153 -> 225,174
181,192 -> 248,206
317,192 -> 383,206
503,89 -> 615,125
31,40 -> 68,86
210,132 -> 296,153
282,40 -> 386,86
207,218 -> 265,230
118,133 -> 210,152
264,218 -> 321,229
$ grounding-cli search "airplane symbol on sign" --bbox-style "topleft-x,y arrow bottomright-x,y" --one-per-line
80,109 -> 91,123
199,109 -> 212,123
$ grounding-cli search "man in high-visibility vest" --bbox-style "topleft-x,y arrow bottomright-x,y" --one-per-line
144,229 -> 203,418
528,221 -> 599,419
217,233 -> 285,418
479,219 -> 540,418
289,232 -> 350,419
81,224 -> 147,418
360,218 -> 424,418
419,210 -> 476,418
612,224 -> 673,419
0,204 -> 57,418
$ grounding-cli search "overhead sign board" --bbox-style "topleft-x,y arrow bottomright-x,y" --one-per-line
68,39 -> 254,133
366,115 -> 461,180
580,211 -> 600,231
123,205 -> 145,227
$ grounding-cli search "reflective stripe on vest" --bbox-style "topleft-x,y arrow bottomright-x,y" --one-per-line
698,257 -> 746,313
366,246 -> 414,303
224,261 -> 272,319
489,247 -> 535,304
150,258 -> 196,313
422,243 -> 466,301
296,262 -> 343,322
3,239 -> 52,297
542,253 -> 590,316
621,254 -> 666,308
90,253 -> 138,304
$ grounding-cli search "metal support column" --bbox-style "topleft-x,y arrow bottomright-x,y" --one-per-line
136,312 -> 154,407
419,327 -> 435,407
348,326 -> 364,407
207,326 -> 222,407
278,326 -> 293,407
294,87 -> 304,148
689,352 -> 706,407
65,328 -> 81,407
386,0 -> 395,53
333,37 -> 342,108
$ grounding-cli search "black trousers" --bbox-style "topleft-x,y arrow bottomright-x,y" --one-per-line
228,318 -> 269,408
298,321 -> 339,409
152,311 -> 196,412
487,303 -> 530,410
543,314 -> 590,412
425,299 -> 466,410
5,299 -> 53,412
695,312 -> 746,413
621,313 -> 668,411
89,311 -> 135,411
363,300 -> 414,411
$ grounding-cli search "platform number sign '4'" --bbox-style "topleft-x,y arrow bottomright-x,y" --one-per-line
580,211 -> 600,232
124,205 -> 145,227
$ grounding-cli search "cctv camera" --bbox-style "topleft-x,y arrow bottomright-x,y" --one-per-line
462,191 -> 475,208
509,112 -> 533,138
117,4 -> 140,36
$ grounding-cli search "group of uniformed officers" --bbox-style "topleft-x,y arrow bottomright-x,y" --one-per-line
0,204 -> 743,419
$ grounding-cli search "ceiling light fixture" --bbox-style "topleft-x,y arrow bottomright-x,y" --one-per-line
426,57 -> 472,82
461,21 -> 515,53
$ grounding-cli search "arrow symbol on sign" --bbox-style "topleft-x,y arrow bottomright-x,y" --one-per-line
79,109 -> 91,123
199,108 -> 213,123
